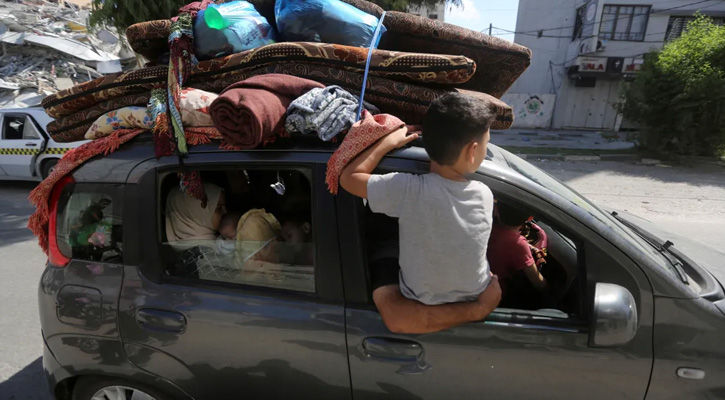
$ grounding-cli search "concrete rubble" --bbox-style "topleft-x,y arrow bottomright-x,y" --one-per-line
0,0 -> 136,108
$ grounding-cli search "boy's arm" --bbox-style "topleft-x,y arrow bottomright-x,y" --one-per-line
339,127 -> 418,199
372,276 -> 502,334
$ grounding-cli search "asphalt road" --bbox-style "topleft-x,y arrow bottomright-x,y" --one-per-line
0,159 -> 723,399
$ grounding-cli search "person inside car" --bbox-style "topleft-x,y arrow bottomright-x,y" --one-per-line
487,202 -> 548,300
280,212 -> 313,266
216,212 -> 241,257
165,183 -> 227,278
340,92 -> 500,308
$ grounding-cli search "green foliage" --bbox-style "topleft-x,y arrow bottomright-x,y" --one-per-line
620,15 -> 725,156
89,0 -> 462,34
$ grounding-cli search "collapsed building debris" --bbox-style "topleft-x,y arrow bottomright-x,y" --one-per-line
0,0 -> 135,108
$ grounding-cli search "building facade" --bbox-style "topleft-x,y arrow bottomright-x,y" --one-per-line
407,2 -> 446,21
507,0 -> 725,130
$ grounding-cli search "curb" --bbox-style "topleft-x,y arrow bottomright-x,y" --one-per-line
516,153 -> 642,162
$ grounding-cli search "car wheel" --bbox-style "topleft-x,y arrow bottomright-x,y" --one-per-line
41,158 -> 59,180
72,377 -> 168,400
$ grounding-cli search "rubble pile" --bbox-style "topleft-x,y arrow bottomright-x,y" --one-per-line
0,0 -> 135,108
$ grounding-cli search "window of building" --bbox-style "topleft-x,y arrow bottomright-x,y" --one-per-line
2,115 -> 26,140
56,185 -> 124,263
161,168 -> 316,294
666,15 -> 725,41
428,13 -> 438,20
599,5 -> 650,41
573,5 -> 586,40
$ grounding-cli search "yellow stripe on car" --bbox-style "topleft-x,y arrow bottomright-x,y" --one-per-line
0,148 -> 72,155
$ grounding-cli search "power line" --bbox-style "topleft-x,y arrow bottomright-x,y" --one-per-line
498,0 -> 722,35
492,26 -> 676,42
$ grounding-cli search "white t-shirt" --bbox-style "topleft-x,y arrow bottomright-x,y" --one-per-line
367,172 -> 494,305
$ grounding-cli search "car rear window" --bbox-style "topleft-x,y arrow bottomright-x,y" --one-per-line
56,183 -> 124,263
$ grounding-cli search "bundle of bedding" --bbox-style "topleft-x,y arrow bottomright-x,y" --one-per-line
41,0 -> 529,146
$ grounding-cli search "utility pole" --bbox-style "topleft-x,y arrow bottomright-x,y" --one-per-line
488,23 -> 492,36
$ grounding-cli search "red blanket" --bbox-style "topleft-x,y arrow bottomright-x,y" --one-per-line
210,74 -> 324,148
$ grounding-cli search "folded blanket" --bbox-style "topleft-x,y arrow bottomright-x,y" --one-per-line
326,111 -> 405,194
286,85 -> 379,141
210,74 -> 324,148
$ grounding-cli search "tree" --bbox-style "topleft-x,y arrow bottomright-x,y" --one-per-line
619,15 -> 725,156
89,0 -> 462,35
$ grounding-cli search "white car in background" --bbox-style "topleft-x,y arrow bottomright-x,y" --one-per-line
0,107 -> 86,181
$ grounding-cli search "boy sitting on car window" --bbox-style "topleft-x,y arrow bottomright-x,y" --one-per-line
340,93 -> 502,333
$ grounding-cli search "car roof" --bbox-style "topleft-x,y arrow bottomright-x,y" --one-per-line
71,135 -> 528,186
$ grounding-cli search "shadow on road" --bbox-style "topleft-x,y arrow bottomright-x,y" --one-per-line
0,357 -> 51,400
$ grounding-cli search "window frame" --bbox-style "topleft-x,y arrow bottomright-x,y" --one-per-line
158,165 -> 317,294
128,151 -> 344,304
599,4 -> 651,42
338,156 -> 652,334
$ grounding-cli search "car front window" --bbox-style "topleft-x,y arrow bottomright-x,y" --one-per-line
499,149 -> 680,280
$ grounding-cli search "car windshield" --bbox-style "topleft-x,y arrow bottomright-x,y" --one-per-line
498,148 -> 680,279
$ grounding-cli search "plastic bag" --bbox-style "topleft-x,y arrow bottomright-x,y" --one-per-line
194,1 -> 276,60
275,0 -> 385,48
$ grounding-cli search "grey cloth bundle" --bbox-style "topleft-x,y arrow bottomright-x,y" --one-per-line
286,85 -> 379,141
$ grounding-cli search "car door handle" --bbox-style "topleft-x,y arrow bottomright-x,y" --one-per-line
136,308 -> 187,333
362,337 -> 431,375
25,142 -> 37,147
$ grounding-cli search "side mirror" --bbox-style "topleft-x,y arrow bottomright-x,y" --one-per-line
590,283 -> 638,347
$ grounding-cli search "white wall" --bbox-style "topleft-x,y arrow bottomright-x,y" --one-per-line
501,93 -> 557,129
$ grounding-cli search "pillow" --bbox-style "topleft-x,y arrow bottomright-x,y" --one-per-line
181,88 -> 218,127
84,107 -> 154,140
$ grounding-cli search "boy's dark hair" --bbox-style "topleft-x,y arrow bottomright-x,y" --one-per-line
422,93 -> 496,165
497,202 -> 531,227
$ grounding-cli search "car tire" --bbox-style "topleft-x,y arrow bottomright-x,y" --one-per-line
41,158 -> 59,180
72,376 -> 169,400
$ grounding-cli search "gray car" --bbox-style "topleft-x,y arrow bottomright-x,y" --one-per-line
38,137 -> 725,400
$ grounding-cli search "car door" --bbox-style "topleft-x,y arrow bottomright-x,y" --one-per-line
118,151 -> 351,400
0,113 -> 45,178
338,162 -> 654,400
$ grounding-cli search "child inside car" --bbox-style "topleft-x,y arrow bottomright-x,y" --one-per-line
487,201 -> 548,305
340,93 -> 501,306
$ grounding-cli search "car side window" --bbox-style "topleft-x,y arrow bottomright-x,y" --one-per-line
23,117 -> 41,140
360,194 -> 586,322
2,115 -> 26,140
160,168 -> 316,294
56,184 -> 124,263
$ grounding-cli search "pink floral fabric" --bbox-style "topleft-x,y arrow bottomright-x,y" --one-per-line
326,111 -> 405,194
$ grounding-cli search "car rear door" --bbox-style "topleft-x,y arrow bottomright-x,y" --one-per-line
338,160 -> 653,400
118,151 -> 351,400
0,112 -> 45,178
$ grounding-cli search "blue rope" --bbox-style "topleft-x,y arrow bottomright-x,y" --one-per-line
356,11 -> 386,121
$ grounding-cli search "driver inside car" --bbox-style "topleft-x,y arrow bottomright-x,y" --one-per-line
487,201 -> 548,302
